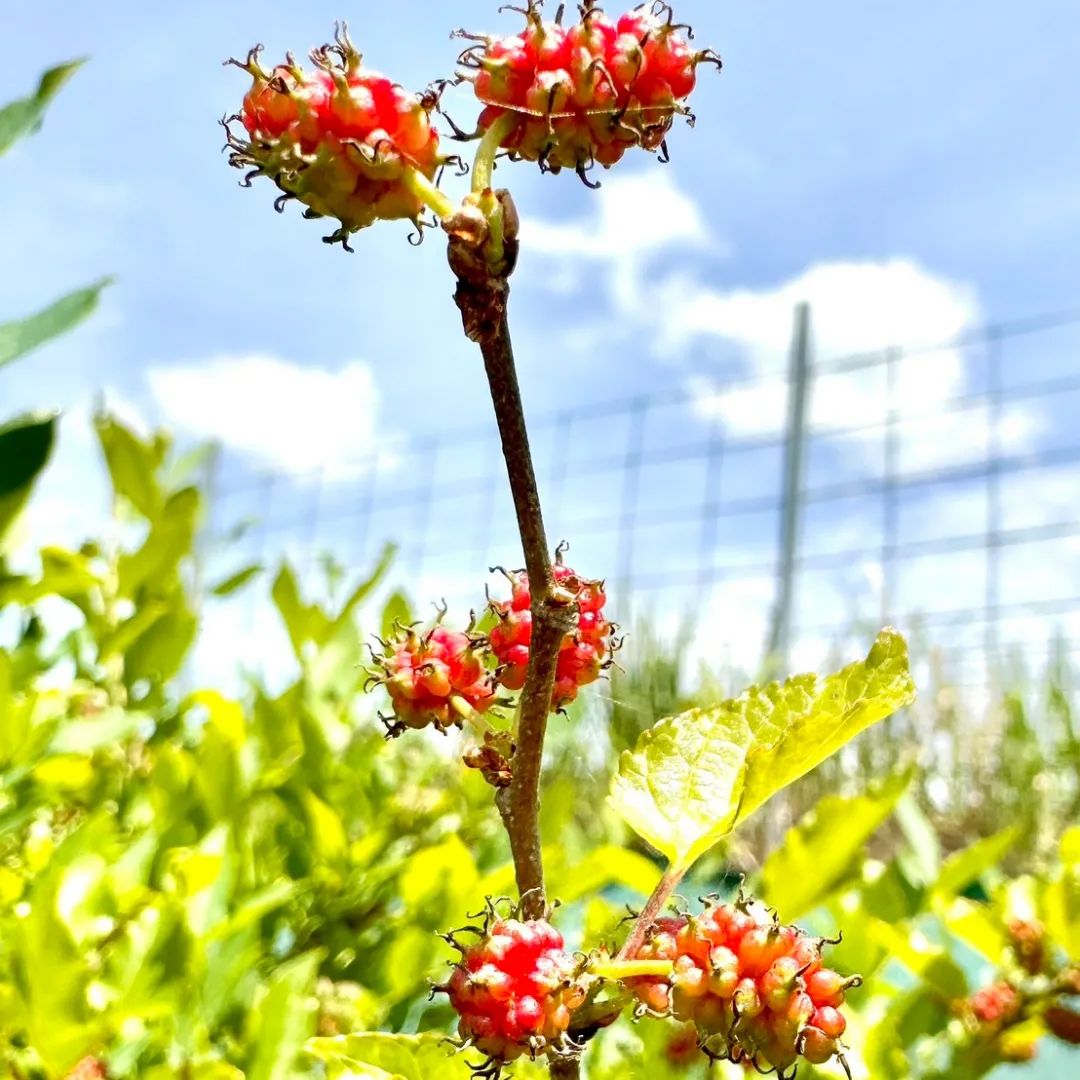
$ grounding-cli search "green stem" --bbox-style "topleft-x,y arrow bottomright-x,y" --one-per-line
401,165 -> 455,221
592,958 -> 676,981
472,112 -> 521,194
450,694 -> 498,738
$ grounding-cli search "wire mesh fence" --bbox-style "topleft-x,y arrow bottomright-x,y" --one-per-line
203,305 -> 1080,700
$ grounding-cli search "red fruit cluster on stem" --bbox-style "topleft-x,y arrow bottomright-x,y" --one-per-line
224,25 -> 447,246
968,982 -> 1022,1026
624,901 -> 858,1077
489,562 -> 615,710
458,0 -> 720,178
440,915 -> 587,1066
369,622 -> 496,737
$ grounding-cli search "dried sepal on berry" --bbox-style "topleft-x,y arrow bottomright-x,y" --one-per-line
223,25 -> 454,249
616,897 -> 859,1078
435,898 -> 590,1075
366,614 -> 497,738
454,0 -> 721,184
487,549 -> 619,712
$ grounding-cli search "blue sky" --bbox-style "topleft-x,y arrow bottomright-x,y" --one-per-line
4,0 -> 1080,690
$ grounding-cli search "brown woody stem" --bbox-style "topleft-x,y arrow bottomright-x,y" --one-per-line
446,190 -> 574,926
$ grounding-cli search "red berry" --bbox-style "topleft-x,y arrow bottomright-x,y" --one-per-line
370,622 -> 496,737
488,559 -> 616,711
443,916 -> 584,1065
460,2 -> 718,179
226,27 -> 447,246
968,982 -> 1021,1025
623,898 -> 856,1072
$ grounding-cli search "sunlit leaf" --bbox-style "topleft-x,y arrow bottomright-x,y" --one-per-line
95,414 -> 167,520
248,950 -> 322,1080
609,630 -> 915,869
0,278 -> 112,369
758,770 -> 911,919
931,826 -> 1020,902
305,1033 -> 477,1080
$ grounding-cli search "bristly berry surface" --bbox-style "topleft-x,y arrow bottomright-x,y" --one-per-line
223,25 -> 448,248
439,912 -> 587,1070
456,1 -> 720,182
488,561 -> 616,711
623,899 -> 859,1078
369,621 -> 496,738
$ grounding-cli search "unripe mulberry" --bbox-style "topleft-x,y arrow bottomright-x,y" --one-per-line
967,982 -> 1022,1026
224,25 -> 448,247
368,621 -> 496,737
457,1 -> 721,181
623,899 -> 858,1077
1006,918 -> 1046,976
439,913 -> 587,1068
488,561 -> 615,710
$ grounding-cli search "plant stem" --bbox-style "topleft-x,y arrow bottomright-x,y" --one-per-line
478,310 -> 574,920
549,1058 -> 582,1080
472,113 -> 521,194
616,864 -> 687,961
591,958 -> 676,980
401,165 -> 456,220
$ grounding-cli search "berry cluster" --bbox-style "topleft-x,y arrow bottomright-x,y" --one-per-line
457,0 -> 720,179
439,913 -> 587,1069
368,622 -> 496,738
624,901 -> 858,1076
967,982 -> 1022,1027
224,26 -> 447,247
489,563 -> 615,710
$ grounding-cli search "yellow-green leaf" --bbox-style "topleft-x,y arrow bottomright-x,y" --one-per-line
0,278 -> 112,369
305,1033 -> 477,1080
608,630 -> 915,870
758,770 -> 911,919
0,60 -> 83,156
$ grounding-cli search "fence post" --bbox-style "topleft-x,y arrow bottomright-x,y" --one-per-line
767,302 -> 813,672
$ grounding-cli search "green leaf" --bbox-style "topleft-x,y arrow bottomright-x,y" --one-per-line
248,950 -> 322,1080
305,1033 -> 477,1080
0,59 -> 83,156
117,487 -> 200,596
608,630 -> 915,870
931,826 -> 1020,902
211,564 -> 263,597
331,542 -> 396,633
380,590 -> 413,641
758,770 -> 911,919
0,412 -> 57,546
0,278 -> 112,369
1043,826 -> 1080,960
95,414 -> 166,520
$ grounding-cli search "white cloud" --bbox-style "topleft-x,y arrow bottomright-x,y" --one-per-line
523,169 -> 711,260
676,257 -> 1045,470
146,354 -> 394,478
521,169 -> 723,311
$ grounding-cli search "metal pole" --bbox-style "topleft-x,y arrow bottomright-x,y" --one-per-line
767,302 -> 812,670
